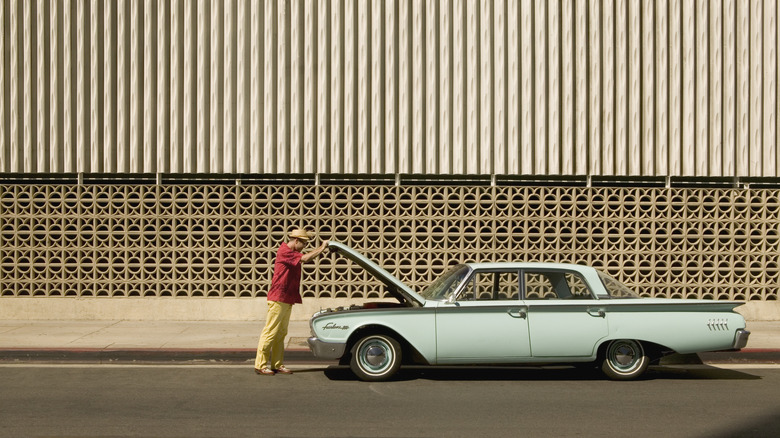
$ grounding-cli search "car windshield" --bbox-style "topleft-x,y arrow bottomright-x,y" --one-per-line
598,271 -> 640,298
419,265 -> 471,301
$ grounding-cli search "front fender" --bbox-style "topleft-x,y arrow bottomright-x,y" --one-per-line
309,308 -> 437,363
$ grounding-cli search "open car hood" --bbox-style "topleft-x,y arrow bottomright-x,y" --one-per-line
327,242 -> 426,307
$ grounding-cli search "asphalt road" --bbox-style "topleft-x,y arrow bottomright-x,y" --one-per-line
1,364 -> 779,438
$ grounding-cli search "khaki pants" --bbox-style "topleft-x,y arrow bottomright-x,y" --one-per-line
255,301 -> 293,370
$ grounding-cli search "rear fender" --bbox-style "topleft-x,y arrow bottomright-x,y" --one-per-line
604,310 -> 747,354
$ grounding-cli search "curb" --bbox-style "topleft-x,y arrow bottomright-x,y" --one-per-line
0,348 -> 316,365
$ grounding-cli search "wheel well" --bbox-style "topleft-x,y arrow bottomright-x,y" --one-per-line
596,339 -> 671,363
340,325 -> 428,366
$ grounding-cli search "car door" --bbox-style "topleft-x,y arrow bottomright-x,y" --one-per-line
522,269 -> 609,357
435,269 -> 532,363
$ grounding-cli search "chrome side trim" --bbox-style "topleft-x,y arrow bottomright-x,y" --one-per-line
732,329 -> 751,350
307,337 -> 347,359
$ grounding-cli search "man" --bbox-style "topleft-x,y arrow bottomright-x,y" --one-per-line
255,228 -> 329,375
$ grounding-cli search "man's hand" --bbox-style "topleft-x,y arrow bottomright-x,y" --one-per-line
301,240 -> 329,263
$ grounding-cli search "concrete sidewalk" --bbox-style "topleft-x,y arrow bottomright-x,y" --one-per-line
1,319 -> 779,365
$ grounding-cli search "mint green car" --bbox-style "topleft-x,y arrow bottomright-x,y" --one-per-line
308,242 -> 750,381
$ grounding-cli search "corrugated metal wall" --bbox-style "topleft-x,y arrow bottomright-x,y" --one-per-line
1,0 -> 779,176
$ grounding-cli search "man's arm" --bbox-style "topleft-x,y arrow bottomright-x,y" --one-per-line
301,240 -> 329,263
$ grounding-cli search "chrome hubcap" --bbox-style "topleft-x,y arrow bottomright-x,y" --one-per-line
608,340 -> 643,372
358,338 -> 393,374
365,346 -> 387,367
614,345 -> 636,366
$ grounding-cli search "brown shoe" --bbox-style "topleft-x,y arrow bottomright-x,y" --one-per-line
274,366 -> 293,375
255,368 -> 275,376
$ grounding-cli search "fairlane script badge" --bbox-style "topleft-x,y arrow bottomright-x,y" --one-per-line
323,322 -> 350,330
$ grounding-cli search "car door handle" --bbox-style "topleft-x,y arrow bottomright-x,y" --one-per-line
587,308 -> 606,318
507,308 -> 527,319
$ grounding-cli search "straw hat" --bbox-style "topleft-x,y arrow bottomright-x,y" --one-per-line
289,228 -> 312,242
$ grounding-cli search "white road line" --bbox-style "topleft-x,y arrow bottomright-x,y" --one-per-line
697,364 -> 780,370
660,364 -> 780,370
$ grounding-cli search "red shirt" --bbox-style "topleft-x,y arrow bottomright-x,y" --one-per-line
266,243 -> 304,305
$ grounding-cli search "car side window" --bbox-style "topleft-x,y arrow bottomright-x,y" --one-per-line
458,271 -> 520,301
524,272 -> 557,299
566,273 -> 593,299
496,272 -> 520,300
523,271 -> 593,300
458,277 -> 476,301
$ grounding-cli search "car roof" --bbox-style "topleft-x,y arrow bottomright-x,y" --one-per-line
464,262 -> 594,272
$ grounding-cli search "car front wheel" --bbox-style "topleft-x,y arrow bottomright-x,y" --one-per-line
350,334 -> 402,382
601,339 -> 649,380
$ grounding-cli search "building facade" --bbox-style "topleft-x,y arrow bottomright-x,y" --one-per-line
1,1 -> 779,302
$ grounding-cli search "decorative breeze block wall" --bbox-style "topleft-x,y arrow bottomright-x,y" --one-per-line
1,184 -> 778,301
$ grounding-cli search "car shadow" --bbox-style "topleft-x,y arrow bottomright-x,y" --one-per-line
322,364 -> 761,382
647,365 -> 762,381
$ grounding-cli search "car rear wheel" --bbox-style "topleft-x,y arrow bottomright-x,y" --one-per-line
601,339 -> 649,380
350,334 -> 402,382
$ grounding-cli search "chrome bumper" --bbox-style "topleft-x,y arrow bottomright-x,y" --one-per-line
307,337 -> 347,360
732,329 -> 751,350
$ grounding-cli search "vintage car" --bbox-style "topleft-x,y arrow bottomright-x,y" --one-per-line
308,242 -> 750,381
